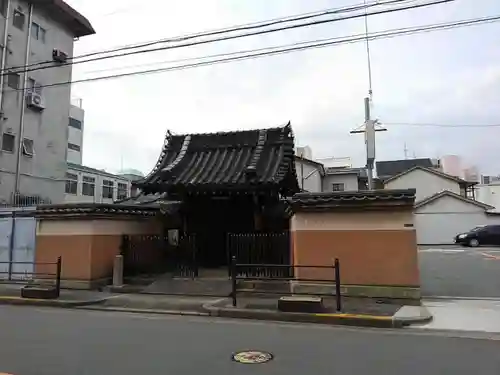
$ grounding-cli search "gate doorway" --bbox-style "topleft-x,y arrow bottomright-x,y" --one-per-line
227,232 -> 292,277
121,234 -> 198,280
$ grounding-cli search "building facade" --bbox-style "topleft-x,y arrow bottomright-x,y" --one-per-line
475,181 -> 500,212
0,0 -> 94,205
65,162 -> 132,204
67,100 -> 83,164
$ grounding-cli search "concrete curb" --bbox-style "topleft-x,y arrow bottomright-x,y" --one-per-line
201,300 -> 399,328
77,305 -> 210,317
0,295 -> 110,308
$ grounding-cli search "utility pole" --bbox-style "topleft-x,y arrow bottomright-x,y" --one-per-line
8,2 -> 33,280
13,2 -> 34,197
0,0 -> 11,115
349,1 -> 386,190
350,98 -> 386,190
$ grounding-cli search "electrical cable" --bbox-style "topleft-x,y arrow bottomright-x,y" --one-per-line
10,0 -> 417,71
1,0 -> 452,77
5,13 -> 498,92
385,122 -> 500,128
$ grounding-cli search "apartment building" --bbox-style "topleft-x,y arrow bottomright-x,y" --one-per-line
65,162 -> 132,204
0,0 -> 94,205
67,99 -> 83,164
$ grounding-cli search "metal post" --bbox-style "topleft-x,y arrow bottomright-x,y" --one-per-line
8,4 -> 33,279
364,97 -> 374,190
55,256 -> 62,297
300,152 -> 304,190
334,258 -> 341,312
112,255 -> 124,287
13,2 -> 33,195
0,0 -> 11,111
231,255 -> 237,307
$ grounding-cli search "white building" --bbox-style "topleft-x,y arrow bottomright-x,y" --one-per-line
294,147 -> 365,193
65,163 -> 132,204
66,100 -> 84,164
475,181 -> 500,212
0,0 -> 94,205
384,166 -> 497,244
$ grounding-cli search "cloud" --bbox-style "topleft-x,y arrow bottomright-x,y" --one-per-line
66,0 -> 500,175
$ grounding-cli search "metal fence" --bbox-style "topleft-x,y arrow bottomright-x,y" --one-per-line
229,256 -> 342,311
0,193 -> 51,208
121,234 -> 198,279
0,256 -> 62,295
227,232 -> 291,278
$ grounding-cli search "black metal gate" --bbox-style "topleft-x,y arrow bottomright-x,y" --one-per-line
227,232 -> 292,278
121,234 -> 198,279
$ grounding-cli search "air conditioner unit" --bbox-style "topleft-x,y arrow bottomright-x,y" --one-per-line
52,49 -> 68,63
26,92 -> 45,110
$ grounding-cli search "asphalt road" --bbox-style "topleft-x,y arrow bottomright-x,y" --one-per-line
1,306 -> 500,375
419,246 -> 500,298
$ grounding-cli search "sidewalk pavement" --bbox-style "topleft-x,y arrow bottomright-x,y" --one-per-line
412,298 -> 500,333
0,284 -> 112,307
81,293 -> 431,328
0,284 -> 431,328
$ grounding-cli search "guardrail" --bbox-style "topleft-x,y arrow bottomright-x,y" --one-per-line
229,256 -> 341,311
0,257 -> 62,296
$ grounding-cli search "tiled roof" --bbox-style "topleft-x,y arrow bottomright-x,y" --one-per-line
115,193 -> 182,215
15,203 -> 159,219
376,159 -> 434,179
290,189 -> 416,211
136,123 -> 299,196
414,190 -> 494,210
383,166 -> 471,185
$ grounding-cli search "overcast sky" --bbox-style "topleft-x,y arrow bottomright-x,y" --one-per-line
65,0 -> 500,176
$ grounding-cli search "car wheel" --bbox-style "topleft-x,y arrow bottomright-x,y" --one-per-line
468,238 -> 480,247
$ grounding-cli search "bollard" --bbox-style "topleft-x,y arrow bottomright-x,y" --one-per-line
113,255 -> 124,287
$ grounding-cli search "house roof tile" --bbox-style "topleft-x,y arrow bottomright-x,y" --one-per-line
136,123 -> 299,195
290,189 -> 416,211
383,166 -> 473,185
376,159 -> 434,178
414,190 -> 494,210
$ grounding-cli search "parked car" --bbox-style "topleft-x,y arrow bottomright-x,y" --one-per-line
454,225 -> 500,247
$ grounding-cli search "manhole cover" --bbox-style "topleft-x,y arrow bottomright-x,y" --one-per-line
232,350 -> 274,364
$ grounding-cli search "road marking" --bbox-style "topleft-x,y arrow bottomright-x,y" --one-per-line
419,248 -> 465,253
481,252 -> 500,260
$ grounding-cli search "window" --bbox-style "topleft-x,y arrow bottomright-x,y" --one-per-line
69,117 -> 82,129
65,173 -> 78,195
1,133 -> 15,152
7,73 -> 19,89
31,22 -> 46,42
332,183 -> 345,192
13,9 -> 25,30
22,138 -> 33,157
67,143 -> 81,152
27,78 -> 42,94
117,182 -> 128,200
82,176 -> 95,196
102,179 -> 114,199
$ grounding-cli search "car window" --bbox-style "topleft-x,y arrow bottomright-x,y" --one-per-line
470,226 -> 485,232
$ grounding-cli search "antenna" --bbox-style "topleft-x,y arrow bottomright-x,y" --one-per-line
404,142 -> 409,159
363,0 -> 373,100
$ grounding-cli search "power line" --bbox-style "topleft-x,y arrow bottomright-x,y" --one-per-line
2,0 -> 451,77
6,12 -> 498,92
9,0 -> 415,72
386,122 -> 500,128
